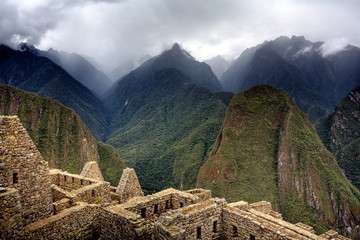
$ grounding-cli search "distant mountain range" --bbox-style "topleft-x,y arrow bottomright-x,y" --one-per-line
204,55 -> 232,79
221,36 -> 360,122
104,43 -> 231,192
0,44 -> 107,139
197,84 -> 360,238
19,43 -> 113,99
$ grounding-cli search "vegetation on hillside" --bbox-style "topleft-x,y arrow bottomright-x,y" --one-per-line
105,68 -> 233,194
0,84 -> 125,185
316,85 -> 360,189
197,84 -> 360,238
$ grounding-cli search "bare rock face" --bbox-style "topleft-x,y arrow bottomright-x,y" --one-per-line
197,84 -> 360,238
316,85 -> 360,189
116,168 -> 144,203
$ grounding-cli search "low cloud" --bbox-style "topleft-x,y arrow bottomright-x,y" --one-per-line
320,38 -> 350,57
1,0 -> 359,72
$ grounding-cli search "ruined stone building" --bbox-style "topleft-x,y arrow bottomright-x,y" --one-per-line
0,116 -> 351,239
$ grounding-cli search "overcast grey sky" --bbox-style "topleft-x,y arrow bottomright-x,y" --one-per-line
1,0 -> 360,71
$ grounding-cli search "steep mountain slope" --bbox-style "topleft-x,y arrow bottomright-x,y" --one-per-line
197,84 -> 360,237
0,45 -> 107,139
106,43 -> 222,96
204,55 -> 231,79
97,141 -> 127,186
20,43 -> 113,99
0,84 -> 126,185
221,36 -> 360,122
105,66 -> 233,193
316,86 -> 360,189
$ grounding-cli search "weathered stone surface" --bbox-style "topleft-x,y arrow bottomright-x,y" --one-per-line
116,168 -> 144,203
0,116 -> 53,226
0,188 -> 23,239
80,161 -> 104,181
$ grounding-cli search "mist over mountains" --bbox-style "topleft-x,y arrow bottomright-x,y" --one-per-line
221,36 -> 360,122
1,35 -> 360,237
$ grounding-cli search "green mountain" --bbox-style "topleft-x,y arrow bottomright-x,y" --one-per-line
221,36 -> 360,122
0,45 -> 107,139
316,86 -> 360,189
0,84 -> 126,185
197,84 -> 360,238
105,67 -> 233,194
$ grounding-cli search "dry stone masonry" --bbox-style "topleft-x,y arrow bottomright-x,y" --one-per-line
116,167 -> 144,203
0,116 -> 352,239
80,161 -> 104,181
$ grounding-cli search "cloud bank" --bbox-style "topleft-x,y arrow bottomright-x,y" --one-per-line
1,0 -> 359,72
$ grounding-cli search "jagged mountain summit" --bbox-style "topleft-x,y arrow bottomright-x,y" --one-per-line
104,53 -> 232,193
197,84 -> 360,238
107,43 -> 222,93
221,36 -> 360,122
204,55 -> 232,79
0,44 -> 107,139
316,85 -> 360,189
19,43 -> 113,99
0,84 -> 126,185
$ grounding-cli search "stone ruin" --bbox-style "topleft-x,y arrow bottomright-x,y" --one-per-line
80,161 -> 105,181
0,116 -> 352,240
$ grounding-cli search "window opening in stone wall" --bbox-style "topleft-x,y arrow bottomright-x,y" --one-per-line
166,200 -> 170,209
72,177 -> 74,183
213,221 -> 217,233
233,225 -> 238,236
154,204 -> 159,214
250,234 -> 256,240
64,175 -> 67,182
92,190 -> 95,197
197,226 -> 201,239
81,179 -> 83,185
13,172 -> 18,184
141,208 -> 146,218
180,202 -> 184,208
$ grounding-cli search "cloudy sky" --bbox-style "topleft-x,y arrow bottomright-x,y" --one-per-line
1,0 -> 360,72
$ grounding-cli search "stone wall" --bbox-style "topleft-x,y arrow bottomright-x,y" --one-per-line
185,188 -> 212,202
71,181 -> 111,204
100,208 -> 148,240
0,116 -> 53,226
124,188 -> 198,219
50,169 -> 95,190
116,168 -> 144,203
50,170 -> 111,205
22,203 -> 101,240
154,198 -> 226,240
53,198 -> 71,214
51,184 -> 69,202
221,203 -> 327,240
80,161 -> 104,181
0,188 -> 23,239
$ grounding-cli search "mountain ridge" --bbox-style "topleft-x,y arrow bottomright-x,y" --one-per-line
221,36 -> 360,122
0,44 -> 107,139
197,84 -> 360,238
0,83 -> 126,185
